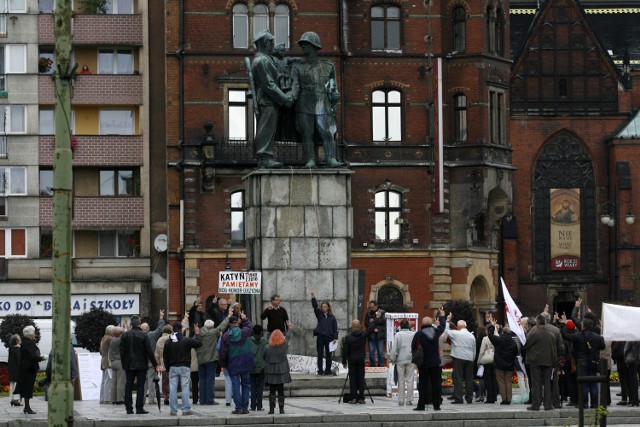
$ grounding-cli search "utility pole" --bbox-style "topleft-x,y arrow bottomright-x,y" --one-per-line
48,0 -> 75,425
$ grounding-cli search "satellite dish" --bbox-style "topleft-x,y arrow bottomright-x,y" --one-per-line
154,234 -> 168,252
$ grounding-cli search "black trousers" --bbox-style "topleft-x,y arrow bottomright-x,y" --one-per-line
347,360 -> 365,400
417,365 -> 442,409
124,369 -> 146,412
452,358 -> 474,402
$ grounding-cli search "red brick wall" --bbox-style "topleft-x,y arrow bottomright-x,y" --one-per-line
38,14 -> 143,45
39,197 -> 144,227
39,75 -> 143,105
39,136 -> 143,166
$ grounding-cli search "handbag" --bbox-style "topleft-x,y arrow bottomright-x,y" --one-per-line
411,345 -> 424,366
479,347 -> 494,365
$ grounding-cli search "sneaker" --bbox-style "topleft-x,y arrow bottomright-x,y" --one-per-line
242,409 -> 250,414
407,401 -> 413,406
398,401 -> 405,406
231,409 -> 243,414
169,412 -> 177,416
211,401 -> 220,405
226,402 -> 231,406
182,411 -> 193,416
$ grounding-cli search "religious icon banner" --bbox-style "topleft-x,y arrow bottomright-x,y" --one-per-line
550,188 -> 581,270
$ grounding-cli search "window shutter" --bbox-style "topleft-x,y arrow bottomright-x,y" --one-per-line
11,228 -> 25,256
0,229 -> 5,256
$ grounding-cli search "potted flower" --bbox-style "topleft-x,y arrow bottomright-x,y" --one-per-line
39,57 -> 54,73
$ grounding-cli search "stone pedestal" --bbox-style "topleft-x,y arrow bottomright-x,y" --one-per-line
244,169 -> 357,357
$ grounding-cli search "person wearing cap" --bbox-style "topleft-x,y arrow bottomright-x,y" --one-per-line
291,31 -> 343,168
163,321 -> 202,416
250,29 -> 293,168
218,312 -> 255,414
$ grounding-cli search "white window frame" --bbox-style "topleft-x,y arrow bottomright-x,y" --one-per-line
0,16 -> 6,37
99,109 -> 134,135
39,109 -> 54,135
1,0 -> 27,13
1,228 -> 27,258
98,229 -> 137,257
374,190 -> 402,243
232,4 -> 249,49
98,48 -> 133,74
274,4 -> 290,48
1,105 -> 26,134
227,88 -> 250,143
105,0 -> 134,14
372,89 -> 402,143
253,4 -> 269,39
0,166 -> 27,195
230,191 -> 245,241
3,44 -> 26,74
38,0 -> 55,13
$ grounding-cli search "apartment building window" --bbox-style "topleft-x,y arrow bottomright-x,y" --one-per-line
233,4 -> 249,49
489,89 -> 506,145
39,0 -> 54,13
105,0 -> 133,14
39,109 -> 54,134
0,166 -> 26,195
274,5 -> 290,48
1,0 -> 27,13
0,197 -> 5,216
375,190 -> 401,243
228,89 -> 248,142
371,5 -> 400,51
452,6 -> 466,52
98,230 -> 137,257
454,94 -> 467,142
40,228 -> 52,258
39,48 -> 55,74
100,170 -> 135,196
230,191 -> 244,241
99,110 -> 134,135
0,228 -> 26,257
233,3 -> 290,49
98,49 -> 133,74
39,169 -> 53,196
0,105 -> 25,133
487,5 -> 505,56
372,89 -> 401,143
1,44 -> 26,74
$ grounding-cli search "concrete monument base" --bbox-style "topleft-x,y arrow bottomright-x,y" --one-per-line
244,168 -> 357,357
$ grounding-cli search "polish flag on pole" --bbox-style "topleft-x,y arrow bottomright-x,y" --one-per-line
501,277 -> 526,345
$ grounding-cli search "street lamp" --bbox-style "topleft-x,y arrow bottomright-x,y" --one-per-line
601,201 -> 635,227
202,122 -> 218,162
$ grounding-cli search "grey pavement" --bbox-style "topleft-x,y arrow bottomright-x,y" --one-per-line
1,375 -> 639,427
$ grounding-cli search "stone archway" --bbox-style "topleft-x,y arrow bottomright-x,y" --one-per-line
469,275 -> 495,324
369,277 -> 413,313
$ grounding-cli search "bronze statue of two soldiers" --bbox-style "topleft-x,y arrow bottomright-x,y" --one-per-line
248,30 -> 344,168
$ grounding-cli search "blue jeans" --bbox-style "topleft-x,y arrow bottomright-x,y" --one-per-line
169,366 -> 191,414
231,371 -> 250,411
198,361 -> 216,405
316,335 -> 332,374
250,372 -> 265,410
224,369 -> 233,403
581,360 -> 599,407
368,337 -> 385,367
125,369 -> 147,412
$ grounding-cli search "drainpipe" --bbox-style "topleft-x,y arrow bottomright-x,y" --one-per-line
177,0 -> 186,315
339,0 -> 351,161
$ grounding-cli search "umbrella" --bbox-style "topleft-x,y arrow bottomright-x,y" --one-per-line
153,374 -> 162,413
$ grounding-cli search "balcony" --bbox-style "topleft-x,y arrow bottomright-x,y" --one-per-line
39,135 -> 143,166
6,257 -> 150,281
39,74 -> 143,105
38,14 -> 143,46
39,196 -> 144,227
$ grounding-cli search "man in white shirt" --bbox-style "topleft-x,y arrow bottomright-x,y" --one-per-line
444,313 -> 476,404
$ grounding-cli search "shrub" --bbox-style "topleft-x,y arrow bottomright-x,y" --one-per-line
443,300 -> 478,334
0,314 -> 40,349
74,308 -> 117,352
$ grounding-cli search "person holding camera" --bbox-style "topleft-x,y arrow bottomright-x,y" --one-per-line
342,312 -> 379,403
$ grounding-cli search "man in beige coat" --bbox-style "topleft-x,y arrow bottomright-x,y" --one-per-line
100,325 -> 115,404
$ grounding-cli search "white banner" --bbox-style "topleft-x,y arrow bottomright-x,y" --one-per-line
385,313 -> 419,399
76,352 -> 102,400
0,294 -> 140,317
218,271 -> 261,294
602,303 -> 640,341
501,278 -> 526,345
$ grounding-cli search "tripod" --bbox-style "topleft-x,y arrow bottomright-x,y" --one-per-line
338,369 -> 374,404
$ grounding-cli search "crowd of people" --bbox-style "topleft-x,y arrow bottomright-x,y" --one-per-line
6,294 -> 640,417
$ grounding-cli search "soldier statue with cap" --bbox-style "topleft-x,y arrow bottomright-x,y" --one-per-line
291,32 -> 344,168
249,30 -> 294,168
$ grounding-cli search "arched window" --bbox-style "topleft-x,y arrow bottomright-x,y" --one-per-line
230,191 -> 245,241
375,190 -> 401,243
253,4 -> 269,39
452,6 -> 466,52
372,89 -> 402,143
454,94 -> 467,142
487,6 -> 496,53
495,7 -> 505,56
274,4 -> 290,48
232,4 -> 249,48
371,5 -> 400,50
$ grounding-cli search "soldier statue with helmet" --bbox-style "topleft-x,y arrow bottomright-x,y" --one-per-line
290,32 -> 344,168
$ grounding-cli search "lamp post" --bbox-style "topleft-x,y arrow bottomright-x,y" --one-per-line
600,201 -> 635,227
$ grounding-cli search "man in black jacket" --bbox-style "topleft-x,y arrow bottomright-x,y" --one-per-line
412,308 -> 446,411
163,322 -> 203,416
487,319 -> 518,405
120,315 -> 158,415
342,311 -> 379,403
365,301 -> 386,367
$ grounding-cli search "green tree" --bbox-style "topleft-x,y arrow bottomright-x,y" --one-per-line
0,314 -> 40,348
443,300 -> 478,334
79,0 -> 108,14
74,308 -> 117,352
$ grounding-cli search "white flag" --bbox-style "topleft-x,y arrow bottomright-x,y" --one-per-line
501,278 -> 526,345
602,303 -> 640,341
